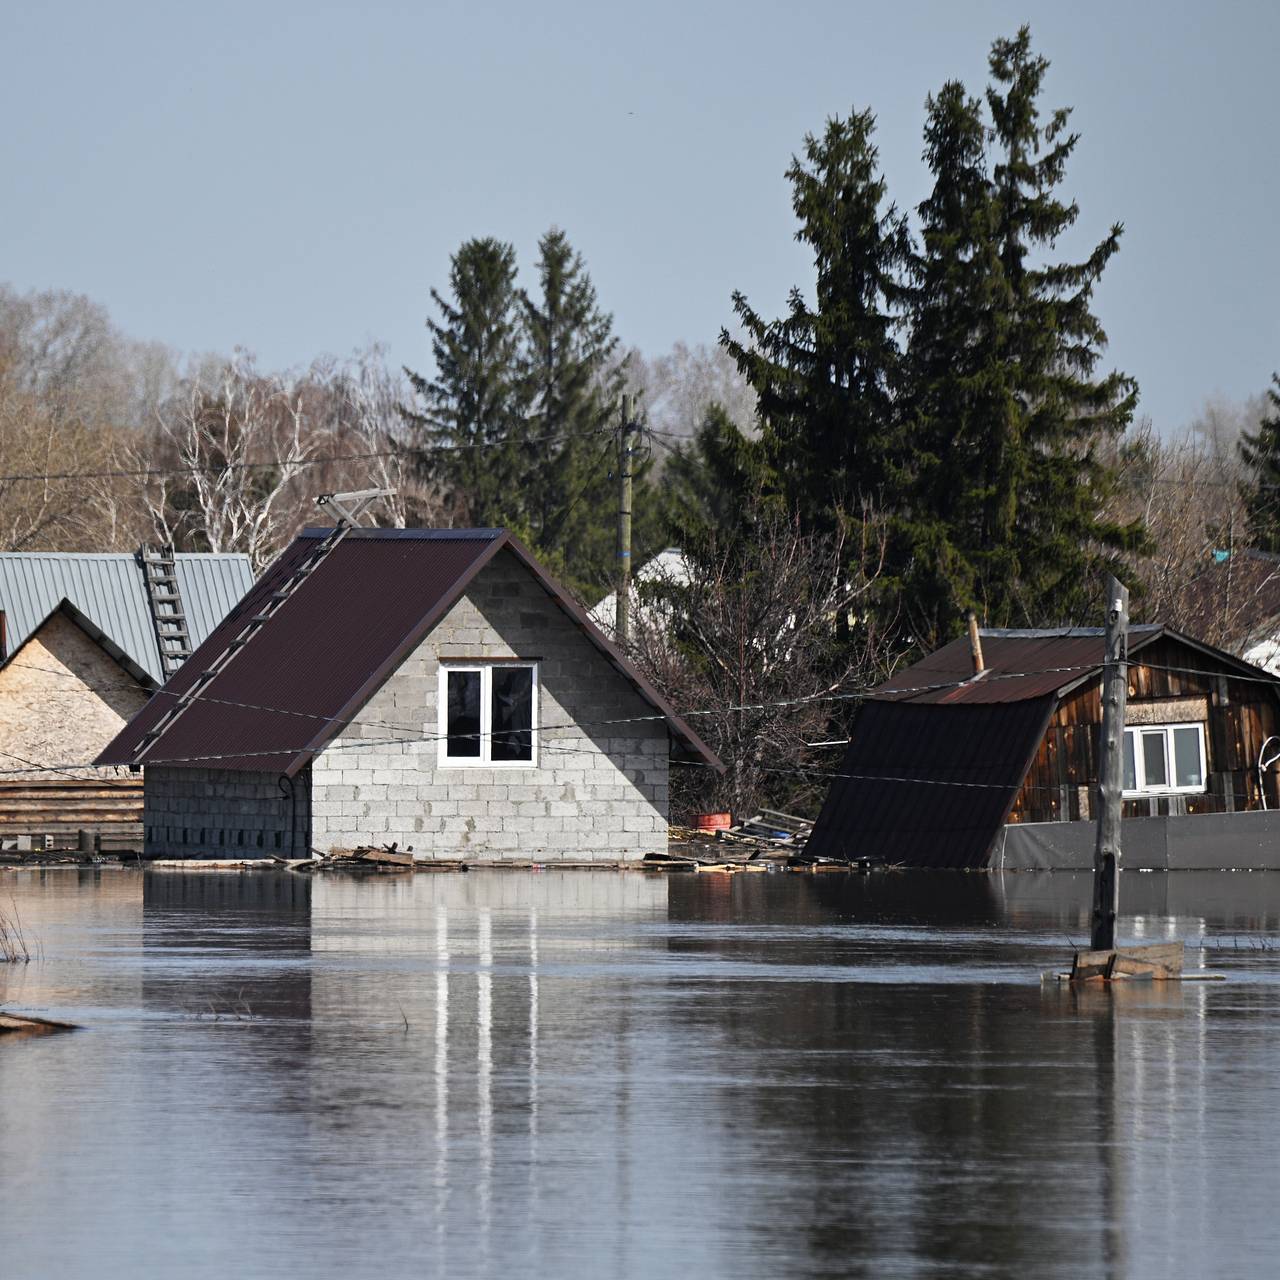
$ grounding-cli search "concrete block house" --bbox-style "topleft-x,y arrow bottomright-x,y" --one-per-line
98,528 -> 721,860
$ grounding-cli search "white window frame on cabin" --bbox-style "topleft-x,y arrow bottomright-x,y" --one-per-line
437,662 -> 539,768
1122,722 -> 1207,797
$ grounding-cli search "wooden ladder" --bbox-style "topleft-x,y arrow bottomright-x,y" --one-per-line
138,545 -> 193,680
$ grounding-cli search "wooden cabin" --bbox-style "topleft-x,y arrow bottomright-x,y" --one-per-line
806,626 -> 1280,870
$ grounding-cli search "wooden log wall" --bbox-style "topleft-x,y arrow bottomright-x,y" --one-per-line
0,778 -> 143,852
1007,636 -> 1280,825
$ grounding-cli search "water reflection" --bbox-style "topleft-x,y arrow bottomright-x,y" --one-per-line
1,868 -> 1279,1279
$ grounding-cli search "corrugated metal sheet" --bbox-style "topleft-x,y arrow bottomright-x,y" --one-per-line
805,698 -> 1056,868
0,552 -> 254,683
878,627 -> 1164,704
98,528 -> 721,775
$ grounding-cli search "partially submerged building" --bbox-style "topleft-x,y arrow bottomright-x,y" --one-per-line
0,550 -> 254,849
98,528 -> 721,860
806,626 -> 1280,871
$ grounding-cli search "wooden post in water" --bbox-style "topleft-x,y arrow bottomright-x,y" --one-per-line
1090,575 -> 1129,952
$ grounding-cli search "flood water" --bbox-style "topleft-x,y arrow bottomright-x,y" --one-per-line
3,867 -> 1280,1279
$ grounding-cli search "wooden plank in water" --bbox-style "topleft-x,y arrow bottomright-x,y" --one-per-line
0,1013 -> 78,1038
1072,941 -> 1186,982
1111,942 -> 1185,979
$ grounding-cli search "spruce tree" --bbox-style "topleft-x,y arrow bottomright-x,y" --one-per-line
658,403 -> 773,547
404,237 -> 529,527
979,26 -> 1141,623
521,228 -> 623,585
901,28 -> 1142,638
898,81 -> 1008,644
722,109 -> 911,535
1240,375 -> 1280,552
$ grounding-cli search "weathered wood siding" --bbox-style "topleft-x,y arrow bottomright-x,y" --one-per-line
1008,636 -> 1280,824
0,778 -> 143,851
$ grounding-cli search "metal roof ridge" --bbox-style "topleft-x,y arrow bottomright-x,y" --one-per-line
298,526 -> 506,540
977,625 -> 1162,638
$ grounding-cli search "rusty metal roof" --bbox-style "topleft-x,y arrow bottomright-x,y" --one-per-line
808,624 -> 1280,868
97,528 -> 721,775
876,626 -> 1165,704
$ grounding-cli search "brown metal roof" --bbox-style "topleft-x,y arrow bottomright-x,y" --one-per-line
876,626 -> 1165,704
97,528 -> 721,775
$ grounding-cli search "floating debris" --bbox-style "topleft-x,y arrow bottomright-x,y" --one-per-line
0,1013 -> 78,1038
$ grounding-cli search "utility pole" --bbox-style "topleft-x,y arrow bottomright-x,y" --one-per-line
615,395 -> 636,647
1090,574 -> 1129,952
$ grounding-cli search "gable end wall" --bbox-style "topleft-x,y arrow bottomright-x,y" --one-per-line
309,552 -> 669,860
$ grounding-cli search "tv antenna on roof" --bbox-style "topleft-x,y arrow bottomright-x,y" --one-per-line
316,488 -> 396,528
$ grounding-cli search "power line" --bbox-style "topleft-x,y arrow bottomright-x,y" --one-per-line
0,428 -> 613,486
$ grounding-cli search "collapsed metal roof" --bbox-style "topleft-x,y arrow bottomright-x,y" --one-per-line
804,697 -> 1056,868
0,552 -> 254,683
806,625 -> 1280,868
98,528 -> 721,775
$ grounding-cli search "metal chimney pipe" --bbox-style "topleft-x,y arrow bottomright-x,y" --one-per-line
966,610 -> 984,675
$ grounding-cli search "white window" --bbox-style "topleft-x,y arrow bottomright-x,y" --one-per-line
1122,723 -> 1206,796
438,664 -> 537,767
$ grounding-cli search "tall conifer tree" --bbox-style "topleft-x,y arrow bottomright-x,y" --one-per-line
898,81 -> 1008,643
521,228 -> 622,583
902,28 -> 1142,637
404,237 -> 529,527
722,109 -> 911,534
1240,375 -> 1280,552
980,26 -> 1140,622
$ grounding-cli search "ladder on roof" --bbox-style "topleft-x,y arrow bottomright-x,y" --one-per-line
133,489 -> 394,766
138,545 -> 194,680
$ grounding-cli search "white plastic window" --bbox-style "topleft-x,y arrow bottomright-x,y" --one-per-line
1122,723 -> 1206,796
438,664 -> 538,766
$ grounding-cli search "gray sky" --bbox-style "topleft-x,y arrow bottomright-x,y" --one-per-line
4,0 -> 1276,432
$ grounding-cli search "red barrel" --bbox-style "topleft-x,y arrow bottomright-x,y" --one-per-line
694,812 -> 732,831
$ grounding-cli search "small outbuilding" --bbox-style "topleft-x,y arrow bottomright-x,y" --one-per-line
806,626 -> 1280,871
98,528 -> 721,861
0,549 -> 254,850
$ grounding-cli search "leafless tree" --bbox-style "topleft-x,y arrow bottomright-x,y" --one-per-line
622,339 -> 757,455
629,501 -> 903,820
1105,402 -> 1280,653
135,353 -> 334,572
320,346 -> 446,529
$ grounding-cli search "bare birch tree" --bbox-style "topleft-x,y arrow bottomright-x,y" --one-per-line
136,353 -> 333,571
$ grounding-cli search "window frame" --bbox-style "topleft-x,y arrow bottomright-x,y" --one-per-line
1121,721 -> 1207,797
437,662 -> 539,768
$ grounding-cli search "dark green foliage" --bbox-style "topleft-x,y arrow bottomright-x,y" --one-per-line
404,237 -> 530,527
899,27 -> 1143,643
520,229 -> 624,591
722,109 -> 911,535
657,403 -> 773,547
1240,375 -> 1280,552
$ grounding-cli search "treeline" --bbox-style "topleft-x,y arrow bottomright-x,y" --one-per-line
5,27 -> 1280,817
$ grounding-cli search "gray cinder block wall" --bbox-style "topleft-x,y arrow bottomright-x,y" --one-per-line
309,551 -> 669,859
144,550 -> 670,860
144,766 -> 311,857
